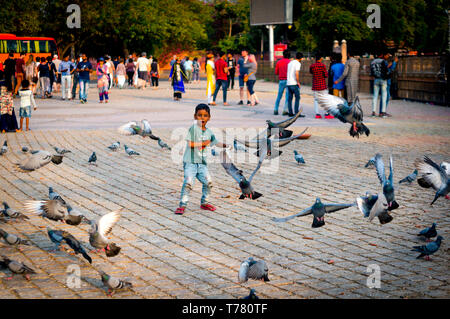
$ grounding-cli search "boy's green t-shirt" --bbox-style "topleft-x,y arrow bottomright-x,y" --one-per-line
183,124 -> 217,164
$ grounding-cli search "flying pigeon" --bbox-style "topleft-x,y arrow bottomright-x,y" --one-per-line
0,255 -> 36,280
374,153 -> 399,211
107,141 -> 120,151
238,257 -> 269,282
1,202 -> 29,220
356,192 -> 393,224
61,232 -> 92,264
233,140 -> 248,152
415,156 -> 449,205
117,120 -> 139,135
118,120 -> 159,140
411,236 -> 443,261
0,140 -> 7,155
399,169 -> 418,184
221,150 -> 263,200
88,152 -> 97,165
23,199 -> 69,222
259,111 -> 304,139
53,146 -> 71,155
157,138 -> 171,150
99,270 -> 133,296
0,228 -> 32,250
16,150 -> 63,172
418,223 -> 437,242
365,156 -> 376,168
417,162 -> 449,188
242,288 -> 259,299
88,209 -> 122,257
293,150 -> 305,164
316,94 -> 370,138
124,145 -> 140,156
272,197 -> 355,228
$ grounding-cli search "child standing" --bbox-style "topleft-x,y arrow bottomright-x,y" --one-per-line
175,104 -> 228,215
18,80 -> 37,131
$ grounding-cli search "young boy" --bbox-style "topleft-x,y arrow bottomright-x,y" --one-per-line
175,103 -> 228,215
18,80 -> 37,131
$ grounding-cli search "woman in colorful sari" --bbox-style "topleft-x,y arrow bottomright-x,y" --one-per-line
96,57 -> 109,103
205,54 -> 215,105
0,85 -> 19,133
169,57 -> 187,101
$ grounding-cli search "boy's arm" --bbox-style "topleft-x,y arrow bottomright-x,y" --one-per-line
30,92 -> 37,110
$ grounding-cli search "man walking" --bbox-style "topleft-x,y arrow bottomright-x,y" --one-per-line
370,52 -> 389,117
76,53 -> 92,103
274,50 -> 291,115
334,51 -> 360,104
59,54 -> 75,100
52,54 -> 62,93
136,52 -> 150,89
286,52 -> 305,117
14,53 -> 26,96
183,57 -> 193,83
237,50 -> 250,105
310,53 -> 330,119
227,53 -> 236,90
210,52 -> 229,106
3,53 -> 16,92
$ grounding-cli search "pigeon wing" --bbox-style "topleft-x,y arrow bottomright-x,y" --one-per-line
388,155 -> 394,184
248,260 -> 268,280
18,151 -> 52,171
267,110 -> 303,129
415,156 -> 447,191
374,153 -> 386,185
248,152 -> 265,183
117,121 -> 139,135
316,92 -> 346,117
98,210 -> 121,237
220,151 -> 246,184
324,203 -> 355,214
273,127 -> 309,148
272,206 -> 313,222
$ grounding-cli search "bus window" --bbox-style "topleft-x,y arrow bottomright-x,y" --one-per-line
7,40 -> 17,53
34,40 -> 40,53
49,41 -> 57,55
0,40 -> 8,54
20,40 -> 32,53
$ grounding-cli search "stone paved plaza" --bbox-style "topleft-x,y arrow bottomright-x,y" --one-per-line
0,80 -> 449,299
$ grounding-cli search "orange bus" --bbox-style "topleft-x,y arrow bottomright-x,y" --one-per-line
0,33 -> 59,63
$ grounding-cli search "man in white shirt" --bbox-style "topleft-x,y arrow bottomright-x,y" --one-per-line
52,54 -> 62,93
136,52 -> 150,88
286,52 -> 305,117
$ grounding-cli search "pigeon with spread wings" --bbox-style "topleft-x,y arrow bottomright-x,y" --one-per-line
16,150 -> 63,172
220,151 -> 263,200
415,156 -> 449,205
255,111 -> 304,140
374,153 -> 399,211
316,93 -> 369,138
118,119 -> 160,140
88,209 -> 122,257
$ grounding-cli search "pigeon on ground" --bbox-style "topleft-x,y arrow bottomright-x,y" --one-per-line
238,257 -> 270,282
272,198 -> 355,228
16,150 -> 63,172
47,228 -> 66,251
221,150 -> 263,200
293,150 -> 305,164
211,148 -> 218,156
107,141 -> 120,151
356,192 -> 393,224
316,94 -> 370,138
1,202 -> 29,220
61,232 -> 92,264
365,157 -> 376,168
48,187 -> 72,209
157,138 -> 171,150
99,270 -> 133,296
88,209 -> 122,257
88,152 -> 97,165
242,288 -> 259,299
418,223 -> 437,242
53,146 -> 71,155
21,146 -> 29,153
374,153 -> 399,211
0,141 -> 7,155
412,236 -> 443,261
233,140 -> 248,152
0,228 -> 32,249
399,169 -> 418,184
0,255 -> 36,280
415,156 -> 449,205
124,145 -> 140,156
64,207 -> 88,226
23,199 -> 69,222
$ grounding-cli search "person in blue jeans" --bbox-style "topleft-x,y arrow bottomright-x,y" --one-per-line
370,53 -> 389,117
286,52 -> 305,116
175,104 -> 228,215
379,55 -> 398,116
76,53 -> 93,104
274,50 -> 291,115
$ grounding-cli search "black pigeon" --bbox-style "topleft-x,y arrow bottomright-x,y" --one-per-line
61,232 -> 92,264
418,223 -> 437,242
242,288 -> 259,299
264,111 -> 304,138
47,228 -> 65,251
415,156 -> 449,205
21,146 -> 29,153
374,153 -> 399,211
0,140 -> 7,155
88,152 -> 97,164
412,236 -> 443,261
272,198 -> 355,228
399,169 -> 418,184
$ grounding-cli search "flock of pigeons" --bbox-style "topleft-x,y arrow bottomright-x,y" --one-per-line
0,92 -> 448,299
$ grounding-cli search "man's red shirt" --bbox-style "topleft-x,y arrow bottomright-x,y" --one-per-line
275,58 -> 290,80
215,58 -> 228,81
309,62 -> 328,91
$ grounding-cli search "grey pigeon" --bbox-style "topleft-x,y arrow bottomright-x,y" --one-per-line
221,150 -> 263,200
61,232 -> 92,264
118,120 -> 159,140
356,192 -> 393,224
53,146 -> 71,155
117,120 -> 139,135
0,228 -> 32,249
48,187 -> 72,210
272,198 -> 355,228
293,150 -> 305,164
99,270 -> 132,296
417,162 -> 449,188
264,111 -> 303,138
415,156 -> 449,205
316,94 -> 370,138
0,140 -> 7,155
89,209 -> 122,257
418,223 -> 437,242
88,152 -> 97,164
107,141 -> 120,151
211,148 -> 218,156
16,150 -> 63,171
0,255 -> 36,280
21,146 -> 29,153
374,153 -> 399,211
23,199 -> 69,222
365,156 -> 376,168
238,257 -> 269,282
412,236 -> 443,261
47,228 -> 65,251
124,144 -> 140,156
399,169 -> 418,184
1,202 -> 29,220
242,288 -> 259,299
233,140 -> 248,152
157,138 -> 171,150
64,207 -> 88,226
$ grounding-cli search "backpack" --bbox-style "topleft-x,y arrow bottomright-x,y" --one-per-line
370,59 -> 388,79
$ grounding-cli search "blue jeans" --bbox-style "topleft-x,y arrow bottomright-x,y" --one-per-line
274,80 -> 289,113
287,85 -> 300,115
213,79 -> 227,103
372,78 -> 387,113
179,162 -> 212,207
79,79 -> 89,101
379,79 -> 391,113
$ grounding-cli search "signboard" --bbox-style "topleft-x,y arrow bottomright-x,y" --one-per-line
274,43 -> 287,60
250,0 -> 293,26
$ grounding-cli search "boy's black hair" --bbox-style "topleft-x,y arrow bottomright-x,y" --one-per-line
283,50 -> 290,59
195,103 -> 210,115
40,57 -> 46,62
296,52 -> 304,59
22,80 -> 30,88
315,52 -> 323,60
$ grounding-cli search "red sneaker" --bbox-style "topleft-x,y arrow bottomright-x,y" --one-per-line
175,207 -> 185,215
200,203 -> 216,211
324,114 -> 334,119
315,114 -> 322,119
